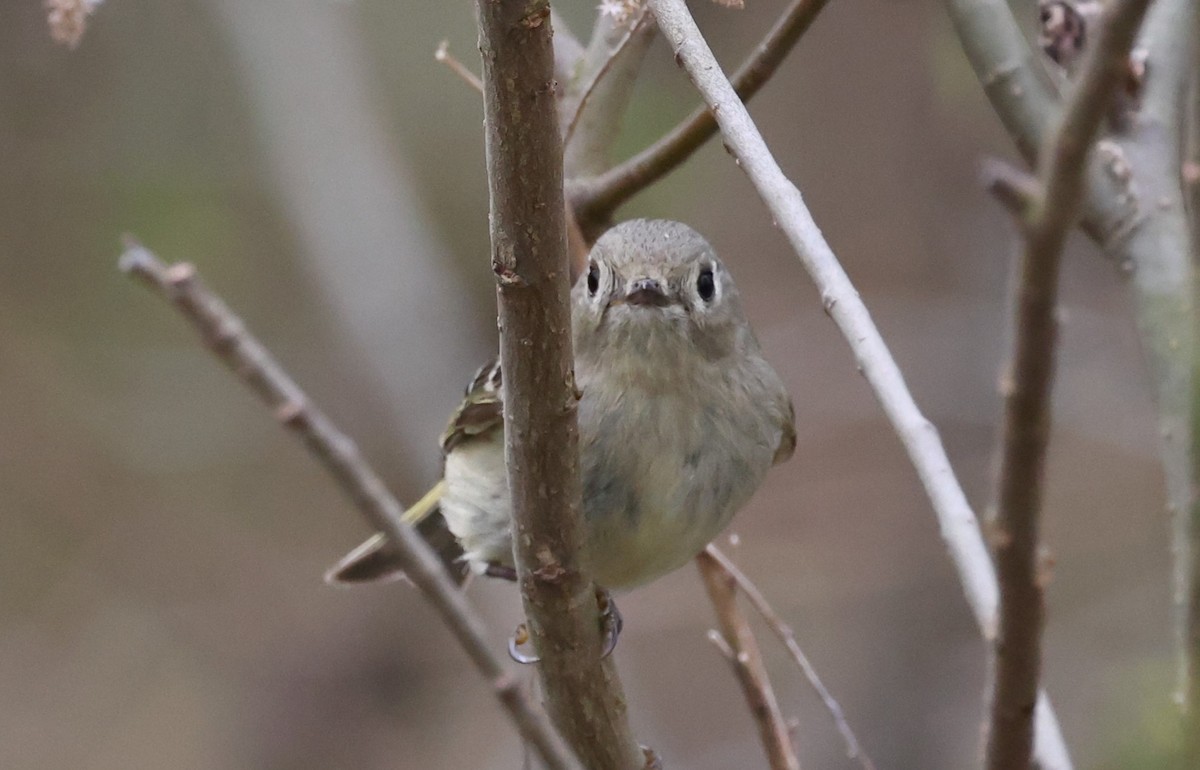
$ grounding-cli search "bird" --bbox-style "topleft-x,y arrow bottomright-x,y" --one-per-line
326,219 -> 795,647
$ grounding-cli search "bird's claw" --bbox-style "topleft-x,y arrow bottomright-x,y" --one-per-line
508,622 -> 540,664
506,589 -> 623,665
597,588 -> 623,659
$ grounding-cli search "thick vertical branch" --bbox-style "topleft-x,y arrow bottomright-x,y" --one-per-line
984,0 -> 1153,766
1112,0 -> 1200,744
645,0 -> 1073,766
475,3 -> 644,769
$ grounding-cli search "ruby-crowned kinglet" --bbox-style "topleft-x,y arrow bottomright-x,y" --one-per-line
328,219 -> 795,591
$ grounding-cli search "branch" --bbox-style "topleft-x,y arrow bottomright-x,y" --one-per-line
705,546 -> 874,770
984,0 -> 1154,765
562,9 -> 654,149
643,0 -> 1076,766
117,242 -> 580,770
940,0 -> 1140,252
562,9 -> 657,178
697,550 -> 801,770
946,0 -> 1200,732
475,3 -> 645,769
435,39 -> 484,94
569,0 -> 831,230
1106,0 -> 1200,739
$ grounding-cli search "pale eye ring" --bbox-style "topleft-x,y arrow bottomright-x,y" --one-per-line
586,262 -> 600,296
697,266 -> 715,302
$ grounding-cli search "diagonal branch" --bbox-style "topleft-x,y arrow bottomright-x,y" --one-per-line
645,0 -> 1074,766
704,546 -> 873,770
984,0 -> 1155,764
475,3 -> 645,769
117,242 -> 581,770
569,0 -> 831,230
697,550 -> 801,770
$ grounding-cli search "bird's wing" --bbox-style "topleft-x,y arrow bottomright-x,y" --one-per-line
773,396 -> 797,465
440,358 -> 504,453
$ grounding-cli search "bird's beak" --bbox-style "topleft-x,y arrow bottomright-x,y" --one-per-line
623,278 -> 670,307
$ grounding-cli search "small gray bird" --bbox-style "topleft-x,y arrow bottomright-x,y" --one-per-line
328,219 -> 795,594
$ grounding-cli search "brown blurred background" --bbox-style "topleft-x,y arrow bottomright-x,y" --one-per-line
0,1 -> 1179,768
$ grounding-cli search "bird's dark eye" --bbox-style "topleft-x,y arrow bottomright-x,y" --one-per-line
697,267 -> 715,302
586,263 -> 600,296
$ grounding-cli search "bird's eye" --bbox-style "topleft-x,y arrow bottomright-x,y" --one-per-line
586,262 -> 600,296
697,267 -> 715,302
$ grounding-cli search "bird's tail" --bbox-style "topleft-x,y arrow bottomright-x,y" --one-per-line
324,480 -> 466,585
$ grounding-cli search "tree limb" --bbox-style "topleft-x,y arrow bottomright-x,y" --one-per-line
644,0 -> 1075,765
475,3 -> 645,769
569,0 -> 830,231
697,550 -> 801,770
984,0 -> 1154,765
705,546 -> 874,770
946,0 -> 1200,733
1107,0 -> 1200,741
117,242 -> 581,770
562,9 -> 657,178
940,0 -> 1140,251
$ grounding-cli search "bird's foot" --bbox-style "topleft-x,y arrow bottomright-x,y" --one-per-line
484,562 -> 518,581
508,622 -> 540,664
597,587 -> 623,659
505,587 -> 623,665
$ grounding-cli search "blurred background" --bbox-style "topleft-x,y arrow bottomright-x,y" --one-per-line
0,0 -> 1181,767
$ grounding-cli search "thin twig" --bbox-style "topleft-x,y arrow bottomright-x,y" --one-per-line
117,241 -> 580,770
562,8 -> 653,148
476,2 -> 645,769
697,550 -> 801,770
705,546 -> 873,770
435,40 -> 483,94
569,0 -> 830,227
984,0 -> 1153,765
644,0 -> 1076,766
562,8 -> 657,178
980,158 -> 1041,222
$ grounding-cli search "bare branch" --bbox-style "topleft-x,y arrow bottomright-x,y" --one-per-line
705,546 -> 873,770
117,242 -> 580,770
476,3 -> 645,768
563,9 -> 654,149
940,0 -> 1140,252
562,9 -> 657,177
980,158 -> 1040,222
1109,0 -> 1200,735
697,550 -> 801,770
985,0 -> 1154,765
569,0 -> 830,229
435,40 -> 484,94
644,0 -> 1075,765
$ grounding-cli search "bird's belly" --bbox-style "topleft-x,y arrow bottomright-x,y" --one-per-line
581,427 -> 767,589
439,433 -> 513,570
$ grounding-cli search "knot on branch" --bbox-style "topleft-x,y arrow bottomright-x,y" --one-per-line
532,560 -> 571,584
520,5 -> 550,30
